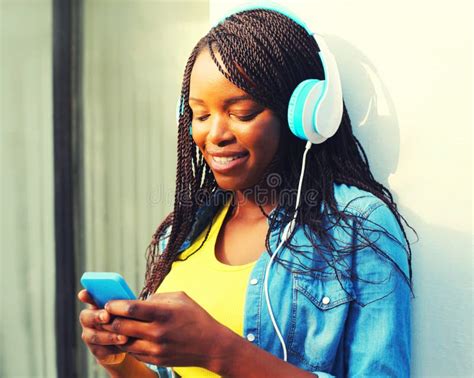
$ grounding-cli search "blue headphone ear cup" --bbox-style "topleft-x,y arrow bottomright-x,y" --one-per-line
288,79 -> 327,144
288,80 -> 314,140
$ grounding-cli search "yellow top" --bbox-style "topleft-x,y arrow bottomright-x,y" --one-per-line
155,199 -> 258,378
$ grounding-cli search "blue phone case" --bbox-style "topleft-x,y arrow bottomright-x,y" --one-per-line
80,272 -> 137,309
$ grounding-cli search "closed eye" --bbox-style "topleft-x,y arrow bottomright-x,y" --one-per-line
195,114 -> 210,122
231,111 -> 261,122
193,110 -> 261,123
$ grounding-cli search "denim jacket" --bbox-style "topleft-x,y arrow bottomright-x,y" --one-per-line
148,183 -> 412,377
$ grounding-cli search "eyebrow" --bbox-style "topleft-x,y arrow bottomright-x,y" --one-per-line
189,95 -> 254,106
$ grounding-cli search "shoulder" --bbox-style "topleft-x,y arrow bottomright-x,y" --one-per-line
332,182 -> 386,217
333,183 -> 404,240
156,191 -> 228,255
331,183 -> 404,243
331,182 -> 410,278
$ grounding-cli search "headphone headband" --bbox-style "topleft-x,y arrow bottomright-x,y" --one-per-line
180,2 -> 344,143
213,2 -> 343,143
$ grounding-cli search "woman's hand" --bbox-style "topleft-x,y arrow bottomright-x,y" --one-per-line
78,290 -> 129,364
101,291 -> 233,372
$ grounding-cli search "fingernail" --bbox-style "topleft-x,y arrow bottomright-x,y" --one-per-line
117,335 -> 126,342
99,312 -> 107,321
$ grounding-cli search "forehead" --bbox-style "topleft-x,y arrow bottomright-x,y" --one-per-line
189,49 -> 249,101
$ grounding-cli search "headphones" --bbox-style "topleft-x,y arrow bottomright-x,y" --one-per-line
177,1 -> 343,144
177,1 -> 344,363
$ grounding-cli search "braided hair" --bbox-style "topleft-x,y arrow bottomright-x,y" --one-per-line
138,9 -> 417,300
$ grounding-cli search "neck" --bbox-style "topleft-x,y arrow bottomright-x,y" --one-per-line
229,187 -> 278,222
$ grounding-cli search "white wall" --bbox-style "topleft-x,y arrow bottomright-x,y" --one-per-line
210,1 -> 472,376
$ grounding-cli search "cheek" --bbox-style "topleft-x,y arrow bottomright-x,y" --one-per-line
191,126 -> 205,149
191,128 -> 210,165
247,121 -> 280,161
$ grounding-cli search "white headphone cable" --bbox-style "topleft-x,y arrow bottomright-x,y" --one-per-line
263,140 -> 312,362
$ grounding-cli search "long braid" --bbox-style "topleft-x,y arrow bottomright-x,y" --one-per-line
139,39 -> 206,299
139,9 -> 417,299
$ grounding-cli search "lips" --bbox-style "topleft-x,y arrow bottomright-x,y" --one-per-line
208,151 -> 249,174
212,153 -> 247,164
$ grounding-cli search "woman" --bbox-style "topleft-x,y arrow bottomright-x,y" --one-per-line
78,6 -> 416,378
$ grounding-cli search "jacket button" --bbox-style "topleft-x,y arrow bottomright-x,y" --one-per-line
322,296 -> 330,305
246,333 -> 256,342
250,278 -> 258,285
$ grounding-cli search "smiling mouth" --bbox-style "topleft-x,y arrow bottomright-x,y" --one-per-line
212,154 -> 247,164
208,152 -> 249,173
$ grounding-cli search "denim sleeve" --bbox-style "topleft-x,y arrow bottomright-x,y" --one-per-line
344,201 -> 412,377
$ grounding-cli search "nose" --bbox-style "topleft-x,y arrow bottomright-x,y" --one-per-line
207,113 -> 235,146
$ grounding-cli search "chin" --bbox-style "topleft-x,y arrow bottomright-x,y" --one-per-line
214,178 -> 243,192
214,175 -> 261,193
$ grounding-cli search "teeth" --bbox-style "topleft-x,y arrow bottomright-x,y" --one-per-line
212,155 -> 245,164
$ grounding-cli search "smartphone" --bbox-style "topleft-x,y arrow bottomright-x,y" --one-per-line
80,272 -> 137,309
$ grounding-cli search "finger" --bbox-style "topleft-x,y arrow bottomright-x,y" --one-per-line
79,308 -> 111,328
78,290 -> 98,309
82,327 -> 128,346
117,337 -> 164,358
88,344 -> 122,360
129,352 -> 165,367
105,300 -> 169,322
101,317 -> 166,341
96,352 -> 127,365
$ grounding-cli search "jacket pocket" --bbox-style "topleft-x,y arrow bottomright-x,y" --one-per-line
287,272 -> 354,371
293,271 -> 354,310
